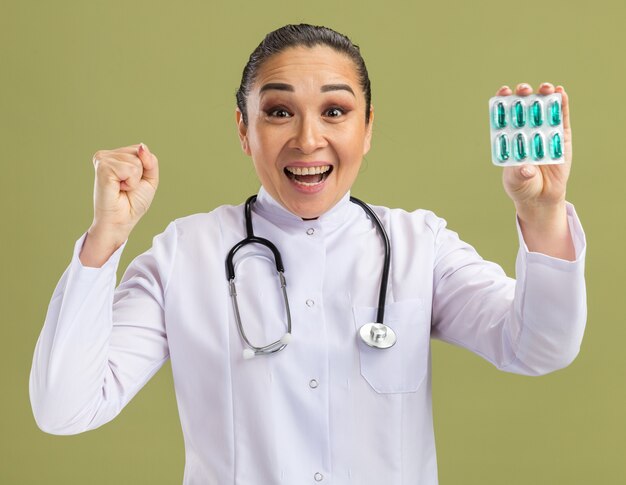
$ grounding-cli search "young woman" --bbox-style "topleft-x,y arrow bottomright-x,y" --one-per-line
30,24 -> 586,484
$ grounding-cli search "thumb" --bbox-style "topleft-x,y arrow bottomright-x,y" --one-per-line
518,164 -> 537,180
137,143 -> 159,182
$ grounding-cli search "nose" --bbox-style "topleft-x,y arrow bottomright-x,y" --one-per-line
290,113 -> 327,154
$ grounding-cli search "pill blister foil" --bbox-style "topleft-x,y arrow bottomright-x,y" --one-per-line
488,93 -> 564,167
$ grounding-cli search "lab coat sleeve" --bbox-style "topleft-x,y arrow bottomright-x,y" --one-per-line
29,221 -> 177,435
429,202 -> 587,375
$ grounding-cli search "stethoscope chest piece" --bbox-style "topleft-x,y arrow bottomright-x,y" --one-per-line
359,322 -> 397,349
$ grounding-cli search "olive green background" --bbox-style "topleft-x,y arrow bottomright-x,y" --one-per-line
2,0 -> 624,483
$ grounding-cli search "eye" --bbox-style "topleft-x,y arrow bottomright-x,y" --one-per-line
324,107 -> 345,118
266,107 -> 292,118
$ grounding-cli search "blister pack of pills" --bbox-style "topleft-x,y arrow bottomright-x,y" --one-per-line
488,93 -> 564,167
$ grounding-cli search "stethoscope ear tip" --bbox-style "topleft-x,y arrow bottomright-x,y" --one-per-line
243,349 -> 256,360
280,333 -> 292,345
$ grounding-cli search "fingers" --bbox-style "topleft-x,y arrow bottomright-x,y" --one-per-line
113,143 -> 142,153
495,83 -> 534,96
92,143 -> 153,163
92,143 -> 160,195
95,157 -> 143,192
538,82 -> 555,95
92,143 -> 159,183
92,144 -> 141,163
515,83 -> 533,96
496,82 -> 559,97
496,85 -> 513,96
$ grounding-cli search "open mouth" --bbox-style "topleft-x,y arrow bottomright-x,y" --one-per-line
284,165 -> 333,186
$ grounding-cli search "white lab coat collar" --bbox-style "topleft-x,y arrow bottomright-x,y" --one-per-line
253,185 -> 357,234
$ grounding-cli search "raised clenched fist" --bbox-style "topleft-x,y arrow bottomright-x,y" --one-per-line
80,143 -> 159,267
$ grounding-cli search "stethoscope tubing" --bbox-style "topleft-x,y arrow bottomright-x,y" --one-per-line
348,196 -> 391,324
225,194 -> 392,357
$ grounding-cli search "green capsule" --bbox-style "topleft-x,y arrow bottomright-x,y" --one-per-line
530,100 -> 543,127
514,133 -> 527,161
549,100 -> 561,126
512,101 -> 526,128
497,134 -> 510,162
532,133 -> 544,160
550,132 -> 563,159
493,102 -> 507,129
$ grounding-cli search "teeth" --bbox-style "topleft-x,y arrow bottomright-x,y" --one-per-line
294,179 -> 323,186
286,165 -> 331,175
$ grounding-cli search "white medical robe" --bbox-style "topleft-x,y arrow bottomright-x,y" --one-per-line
30,187 -> 587,484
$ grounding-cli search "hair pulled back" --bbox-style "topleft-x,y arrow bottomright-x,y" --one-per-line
236,23 -> 372,125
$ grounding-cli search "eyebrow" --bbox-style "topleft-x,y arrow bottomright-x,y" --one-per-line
259,82 -> 356,97
321,84 -> 355,97
259,83 -> 294,93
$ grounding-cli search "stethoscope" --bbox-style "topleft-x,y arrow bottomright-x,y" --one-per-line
226,194 -> 396,359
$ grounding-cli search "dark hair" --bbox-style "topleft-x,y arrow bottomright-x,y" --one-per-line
236,23 -> 372,125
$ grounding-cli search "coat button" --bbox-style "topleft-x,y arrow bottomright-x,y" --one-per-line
314,472 -> 324,481
306,228 -> 315,235
309,379 -> 319,389
306,299 -> 315,307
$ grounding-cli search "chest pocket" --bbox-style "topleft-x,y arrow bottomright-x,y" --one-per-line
352,298 -> 430,394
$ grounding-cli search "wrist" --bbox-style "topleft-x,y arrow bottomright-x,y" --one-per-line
79,224 -> 129,268
83,224 -> 128,255
515,200 -> 575,260
87,222 -> 131,248
515,199 -> 567,229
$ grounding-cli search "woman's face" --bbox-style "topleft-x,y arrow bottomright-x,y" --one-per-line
236,45 -> 373,219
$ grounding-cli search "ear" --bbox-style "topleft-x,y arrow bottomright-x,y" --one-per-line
363,105 -> 374,155
236,109 -> 251,156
